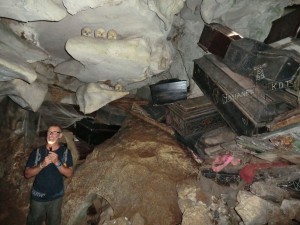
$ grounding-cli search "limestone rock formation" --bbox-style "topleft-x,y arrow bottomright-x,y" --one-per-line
0,79 -> 48,111
65,37 -> 152,83
62,117 -> 198,225
76,82 -> 129,114
0,0 -> 67,22
0,0 -> 298,113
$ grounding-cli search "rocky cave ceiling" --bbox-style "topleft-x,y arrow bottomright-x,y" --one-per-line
0,0 -> 300,115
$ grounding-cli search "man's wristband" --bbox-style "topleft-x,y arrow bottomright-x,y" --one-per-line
56,161 -> 62,168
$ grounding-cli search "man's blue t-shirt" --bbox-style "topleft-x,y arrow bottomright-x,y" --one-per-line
26,144 -> 73,202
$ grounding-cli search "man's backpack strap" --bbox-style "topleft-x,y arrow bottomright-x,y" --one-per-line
34,148 -> 41,166
63,147 -> 68,164
62,145 -> 70,167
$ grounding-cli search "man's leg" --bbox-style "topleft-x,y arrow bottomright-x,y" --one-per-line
27,199 -> 47,225
46,197 -> 63,225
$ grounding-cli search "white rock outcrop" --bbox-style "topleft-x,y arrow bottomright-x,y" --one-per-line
0,79 -> 48,111
0,0 -> 299,113
65,37 -> 151,83
0,0 -> 67,22
76,82 -> 129,114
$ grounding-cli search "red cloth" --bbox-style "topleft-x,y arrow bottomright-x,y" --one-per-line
239,162 -> 289,184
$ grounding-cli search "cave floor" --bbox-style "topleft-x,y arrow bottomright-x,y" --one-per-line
0,180 -> 27,225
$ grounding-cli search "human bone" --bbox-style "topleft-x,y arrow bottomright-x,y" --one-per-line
95,28 -> 107,39
1,2 -> 300,225
114,83 -> 123,91
107,29 -> 117,40
81,27 -> 93,37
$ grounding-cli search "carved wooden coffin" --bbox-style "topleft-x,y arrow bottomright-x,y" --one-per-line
168,96 -> 225,136
150,79 -> 187,105
193,54 -> 297,136
198,23 -> 242,58
224,38 -> 300,86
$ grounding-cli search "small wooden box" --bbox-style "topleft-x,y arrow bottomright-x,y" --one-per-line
168,96 -> 225,136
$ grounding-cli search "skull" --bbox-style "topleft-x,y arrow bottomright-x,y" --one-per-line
95,28 -> 107,39
81,27 -> 93,37
107,29 -> 117,40
114,83 -> 123,92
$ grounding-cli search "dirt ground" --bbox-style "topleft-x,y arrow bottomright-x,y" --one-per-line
0,179 -> 28,225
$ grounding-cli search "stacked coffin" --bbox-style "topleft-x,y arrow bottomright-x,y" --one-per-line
264,7 -> 300,44
198,23 -> 243,58
193,54 -> 298,136
168,96 -> 225,137
167,96 -> 226,157
223,38 -> 300,88
195,23 -> 300,136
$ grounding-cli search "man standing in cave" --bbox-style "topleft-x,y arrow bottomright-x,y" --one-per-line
24,124 -> 73,225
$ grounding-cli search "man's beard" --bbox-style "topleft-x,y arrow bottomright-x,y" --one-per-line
47,140 -> 55,145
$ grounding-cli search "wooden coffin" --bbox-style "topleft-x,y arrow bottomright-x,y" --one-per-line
193,54 -> 297,136
141,104 -> 167,121
174,131 -> 206,159
74,140 -> 94,161
224,38 -> 300,86
264,7 -> 300,44
269,38 -> 300,92
168,96 -> 225,136
75,118 -> 120,146
198,23 -> 242,58
150,79 -> 187,105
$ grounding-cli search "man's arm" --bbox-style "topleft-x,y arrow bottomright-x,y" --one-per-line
24,165 -> 42,179
49,151 -> 73,178
55,164 -> 73,178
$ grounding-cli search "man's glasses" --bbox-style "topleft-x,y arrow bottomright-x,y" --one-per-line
47,131 -> 61,135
